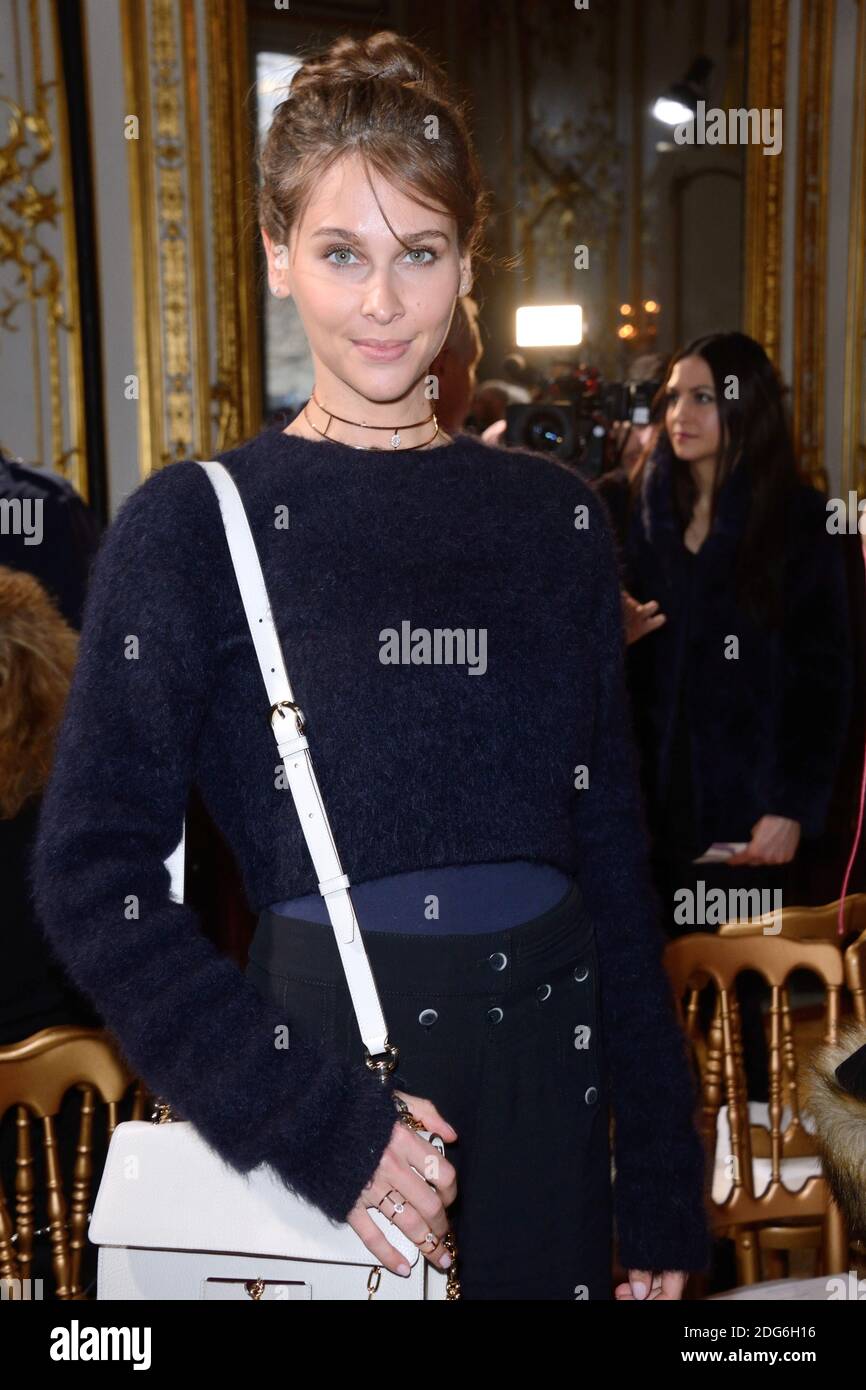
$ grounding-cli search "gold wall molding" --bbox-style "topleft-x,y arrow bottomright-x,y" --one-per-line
842,0 -> 866,498
792,0 -> 835,490
180,0 -> 208,456
153,0 -> 195,460
121,0 -> 259,478
742,0 -> 788,367
120,0 -> 162,475
204,0 -> 259,454
0,0 -> 87,495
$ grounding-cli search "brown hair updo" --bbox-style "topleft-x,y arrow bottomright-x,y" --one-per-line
257,30 -> 498,278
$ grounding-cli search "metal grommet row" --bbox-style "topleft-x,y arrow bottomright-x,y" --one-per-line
418,1006 -> 510,1025
414,966 -> 591,1028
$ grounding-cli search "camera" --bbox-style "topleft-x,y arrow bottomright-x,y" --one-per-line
496,355 -> 662,480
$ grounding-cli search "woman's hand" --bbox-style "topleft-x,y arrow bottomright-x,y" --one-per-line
725,815 -> 801,866
615,1269 -> 688,1300
622,590 -> 666,645
346,1090 -> 458,1279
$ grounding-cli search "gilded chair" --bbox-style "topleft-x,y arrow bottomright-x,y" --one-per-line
0,1027 -> 143,1299
718,892 -> 866,951
665,932 -> 850,1286
684,895 -> 866,1138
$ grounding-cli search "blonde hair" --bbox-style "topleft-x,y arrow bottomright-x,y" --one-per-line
0,567 -> 78,818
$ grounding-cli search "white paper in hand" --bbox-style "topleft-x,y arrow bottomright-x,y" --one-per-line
692,842 -> 749,864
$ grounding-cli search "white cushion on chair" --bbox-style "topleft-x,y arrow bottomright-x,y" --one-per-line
712,1101 -> 822,1203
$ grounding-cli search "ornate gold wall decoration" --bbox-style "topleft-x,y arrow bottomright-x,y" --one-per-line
180,0 -> 209,455
0,0 -> 87,495
153,0 -> 194,461
742,0 -> 788,368
121,0 -> 259,478
842,0 -> 866,499
792,0 -> 834,491
204,0 -> 260,454
120,0 -> 162,475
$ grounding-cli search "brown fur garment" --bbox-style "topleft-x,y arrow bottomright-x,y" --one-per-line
0,565 -> 78,819
806,1021 -> 866,1241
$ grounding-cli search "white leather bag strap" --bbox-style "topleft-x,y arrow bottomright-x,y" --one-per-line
167,459 -> 392,1062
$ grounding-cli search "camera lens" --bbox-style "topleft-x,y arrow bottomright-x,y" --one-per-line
524,412 -> 566,452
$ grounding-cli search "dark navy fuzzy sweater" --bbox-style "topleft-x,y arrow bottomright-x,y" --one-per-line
29,427 -> 711,1272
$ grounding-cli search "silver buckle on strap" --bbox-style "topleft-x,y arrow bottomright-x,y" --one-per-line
270,699 -> 306,735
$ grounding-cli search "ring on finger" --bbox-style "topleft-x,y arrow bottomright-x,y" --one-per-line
376,1188 -> 405,1217
415,1231 -> 439,1252
384,1188 -> 406,1219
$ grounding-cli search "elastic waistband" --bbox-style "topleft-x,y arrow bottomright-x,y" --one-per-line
250,879 -> 595,996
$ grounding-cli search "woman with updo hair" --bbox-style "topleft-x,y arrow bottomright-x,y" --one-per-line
32,31 -> 710,1301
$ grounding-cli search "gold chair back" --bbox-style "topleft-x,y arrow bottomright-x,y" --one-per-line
842,919 -> 866,1022
665,931 -> 850,1284
717,892 -> 866,951
0,1026 -> 141,1299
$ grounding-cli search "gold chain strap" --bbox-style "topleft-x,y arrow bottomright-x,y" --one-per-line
392,1097 -> 461,1299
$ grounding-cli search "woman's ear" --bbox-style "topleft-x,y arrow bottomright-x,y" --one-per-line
261,227 -> 292,299
458,257 -> 473,297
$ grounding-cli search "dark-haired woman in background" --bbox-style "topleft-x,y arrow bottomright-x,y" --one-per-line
614,332 -> 853,1097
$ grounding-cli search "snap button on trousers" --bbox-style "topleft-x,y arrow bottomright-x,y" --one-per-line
246,880 -> 613,1300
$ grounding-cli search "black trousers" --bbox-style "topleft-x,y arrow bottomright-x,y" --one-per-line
246,881 -> 614,1300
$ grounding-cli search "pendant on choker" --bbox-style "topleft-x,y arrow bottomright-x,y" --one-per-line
303,401 -> 440,451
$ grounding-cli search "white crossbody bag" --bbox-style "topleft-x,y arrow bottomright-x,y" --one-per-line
88,459 -> 457,1300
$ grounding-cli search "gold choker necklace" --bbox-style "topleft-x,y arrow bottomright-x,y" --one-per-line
304,394 -> 440,451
